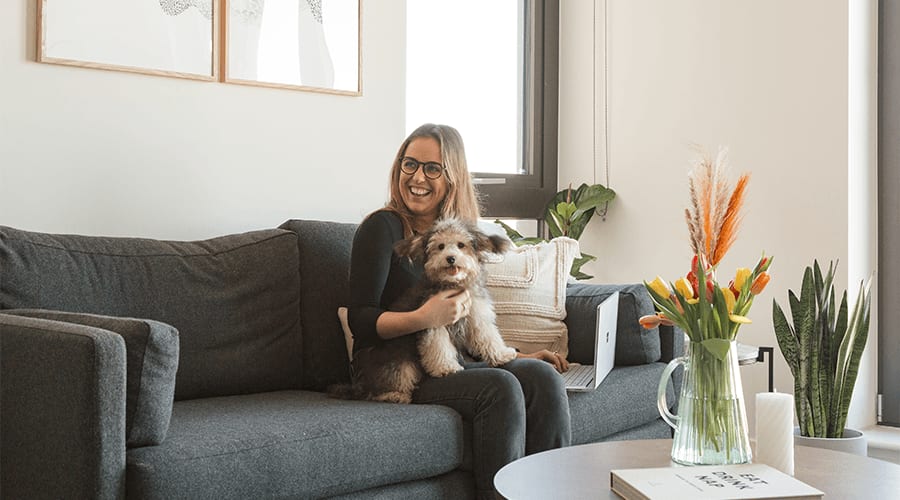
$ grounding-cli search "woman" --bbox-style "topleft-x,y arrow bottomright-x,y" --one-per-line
347,123 -> 571,498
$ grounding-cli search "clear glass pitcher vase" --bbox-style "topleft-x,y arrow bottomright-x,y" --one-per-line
658,340 -> 752,465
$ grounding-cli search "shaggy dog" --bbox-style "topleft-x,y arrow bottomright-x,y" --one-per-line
329,218 -> 517,404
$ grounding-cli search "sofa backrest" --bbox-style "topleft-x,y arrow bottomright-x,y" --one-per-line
0,225 -> 303,401
278,219 -> 357,391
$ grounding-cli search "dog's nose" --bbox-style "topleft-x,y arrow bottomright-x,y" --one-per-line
446,256 -> 455,265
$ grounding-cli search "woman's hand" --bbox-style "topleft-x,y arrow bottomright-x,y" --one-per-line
518,349 -> 569,373
417,289 -> 471,328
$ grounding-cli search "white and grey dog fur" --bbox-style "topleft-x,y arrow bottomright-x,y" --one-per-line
329,218 -> 517,404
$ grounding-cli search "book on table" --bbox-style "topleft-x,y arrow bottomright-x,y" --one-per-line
610,463 -> 824,500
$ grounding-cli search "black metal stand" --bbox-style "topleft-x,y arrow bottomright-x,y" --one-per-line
756,346 -> 775,392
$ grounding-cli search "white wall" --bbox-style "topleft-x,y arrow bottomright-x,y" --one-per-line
0,1 -> 404,240
560,0 -> 877,432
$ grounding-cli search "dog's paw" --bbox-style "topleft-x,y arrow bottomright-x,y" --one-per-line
425,360 -> 464,378
373,391 -> 413,404
485,346 -> 518,367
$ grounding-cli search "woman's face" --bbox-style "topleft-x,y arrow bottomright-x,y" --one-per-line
398,137 -> 449,222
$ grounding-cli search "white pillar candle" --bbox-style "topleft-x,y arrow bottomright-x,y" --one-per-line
756,392 -> 795,475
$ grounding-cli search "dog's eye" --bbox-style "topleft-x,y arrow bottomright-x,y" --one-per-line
457,242 -> 465,249
438,243 -> 445,250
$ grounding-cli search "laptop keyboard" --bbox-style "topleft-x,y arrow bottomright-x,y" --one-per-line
561,363 -> 594,387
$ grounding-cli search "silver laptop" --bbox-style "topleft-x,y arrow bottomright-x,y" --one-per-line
561,291 -> 618,392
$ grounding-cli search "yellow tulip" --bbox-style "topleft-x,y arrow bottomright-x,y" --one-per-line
729,315 -> 752,324
648,276 -> 670,298
733,267 -> 752,291
675,277 -> 694,299
721,286 -> 736,313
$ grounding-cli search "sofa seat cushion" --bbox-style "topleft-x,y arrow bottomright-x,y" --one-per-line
0,225 -> 302,400
126,390 -> 464,499
567,363 -> 675,445
2,309 -> 178,447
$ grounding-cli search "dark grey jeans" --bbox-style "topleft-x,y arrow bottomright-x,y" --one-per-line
413,358 -> 572,499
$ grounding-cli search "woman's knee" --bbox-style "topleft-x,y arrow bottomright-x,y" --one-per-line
474,368 -> 526,413
505,358 -> 567,393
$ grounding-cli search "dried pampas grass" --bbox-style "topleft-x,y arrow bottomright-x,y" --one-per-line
685,146 -> 750,267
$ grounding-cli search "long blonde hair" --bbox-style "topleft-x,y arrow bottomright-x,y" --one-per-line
385,123 -> 482,237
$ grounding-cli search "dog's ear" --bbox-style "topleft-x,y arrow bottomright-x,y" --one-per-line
394,232 -> 428,261
473,229 -> 511,256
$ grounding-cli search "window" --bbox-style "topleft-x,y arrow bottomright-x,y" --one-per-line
405,0 -> 559,219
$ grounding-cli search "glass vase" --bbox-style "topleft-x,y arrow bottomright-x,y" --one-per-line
658,340 -> 752,465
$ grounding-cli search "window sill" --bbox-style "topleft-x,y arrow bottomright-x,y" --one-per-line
862,425 -> 900,465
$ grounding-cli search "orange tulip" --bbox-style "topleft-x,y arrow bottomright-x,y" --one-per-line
657,313 -> 675,327
750,272 -> 771,295
639,314 -> 662,329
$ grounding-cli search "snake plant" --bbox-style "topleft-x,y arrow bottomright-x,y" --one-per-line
772,260 -> 872,438
495,183 -> 615,280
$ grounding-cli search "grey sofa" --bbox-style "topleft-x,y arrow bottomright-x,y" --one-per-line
0,220 -> 683,499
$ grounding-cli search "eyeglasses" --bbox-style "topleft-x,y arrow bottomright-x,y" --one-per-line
400,156 -> 445,179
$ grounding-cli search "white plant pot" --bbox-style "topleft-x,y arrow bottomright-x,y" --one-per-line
793,427 -> 867,456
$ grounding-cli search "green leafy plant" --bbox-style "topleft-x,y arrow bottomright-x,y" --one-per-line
772,260 -> 872,438
495,183 -> 615,280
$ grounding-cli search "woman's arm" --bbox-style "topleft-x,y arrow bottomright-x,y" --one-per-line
376,288 -> 470,339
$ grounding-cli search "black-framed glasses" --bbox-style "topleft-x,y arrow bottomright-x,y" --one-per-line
400,156 -> 445,179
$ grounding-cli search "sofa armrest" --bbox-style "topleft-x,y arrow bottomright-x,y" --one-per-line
5,309 -> 179,447
564,283 -> 662,366
0,313 -> 126,500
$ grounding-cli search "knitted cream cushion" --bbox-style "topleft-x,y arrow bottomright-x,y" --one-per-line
484,237 -> 579,357
337,306 -> 354,361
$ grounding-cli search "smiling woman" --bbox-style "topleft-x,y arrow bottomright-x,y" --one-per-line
397,136 -> 449,231
347,122 -> 572,499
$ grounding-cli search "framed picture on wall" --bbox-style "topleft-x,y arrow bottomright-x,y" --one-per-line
223,0 -> 361,95
37,0 -> 219,80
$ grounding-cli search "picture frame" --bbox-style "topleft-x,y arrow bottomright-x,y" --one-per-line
37,0 -> 220,81
223,0 -> 361,96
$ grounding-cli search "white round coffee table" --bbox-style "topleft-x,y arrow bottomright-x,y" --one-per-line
494,438 -> 900,499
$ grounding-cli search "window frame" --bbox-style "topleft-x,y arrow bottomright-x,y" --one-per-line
470,0 -> 559,219
877,0 -> 898,426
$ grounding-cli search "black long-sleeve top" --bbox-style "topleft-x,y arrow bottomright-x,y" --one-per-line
347,210 -> 422,353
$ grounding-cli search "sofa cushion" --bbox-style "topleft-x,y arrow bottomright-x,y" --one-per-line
567,363 -> 675,444
3,309 -> 178,447
279,219 -> 358,391
0,225 -> 302,400
564,283 -> 661,366
125,390 -> 464,499
484,237 -> 579,357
